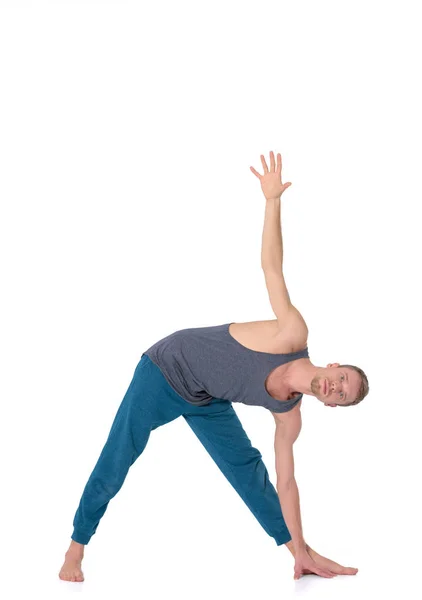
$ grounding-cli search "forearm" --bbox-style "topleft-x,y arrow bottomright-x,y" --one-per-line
261,196 -> 283,272
277,479 -> 307,554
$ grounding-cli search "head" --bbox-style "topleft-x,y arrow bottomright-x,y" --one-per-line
310,363 -> 369,407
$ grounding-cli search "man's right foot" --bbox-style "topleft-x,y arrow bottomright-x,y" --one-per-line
58,542 -> 85,582
306,545 -> 358,576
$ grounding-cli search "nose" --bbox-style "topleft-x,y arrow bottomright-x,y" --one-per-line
330,380 -> 343,395
331,380 -> 340,394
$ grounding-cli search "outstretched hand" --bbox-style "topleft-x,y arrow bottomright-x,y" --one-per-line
250,150 -> 292,201
293,549 -> 336,580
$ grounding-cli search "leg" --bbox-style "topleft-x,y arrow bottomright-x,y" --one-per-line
182,399 -> 291,546
60,354 -> 187,582
60,395 -> 148,581
71,354 -> 185,545
70,392 -> 150,545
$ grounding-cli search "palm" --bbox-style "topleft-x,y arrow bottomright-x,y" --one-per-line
250,150 -> 292,200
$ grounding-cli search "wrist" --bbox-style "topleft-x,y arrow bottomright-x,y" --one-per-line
285,539 -> 308,558
285,540 -> 295,556
295,542 -> 308,556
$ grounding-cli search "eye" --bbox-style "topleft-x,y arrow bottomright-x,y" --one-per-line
340,374 -> 345,399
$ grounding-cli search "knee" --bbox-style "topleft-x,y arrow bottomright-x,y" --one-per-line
230,445 -> 262,469
91,476 -> 123,500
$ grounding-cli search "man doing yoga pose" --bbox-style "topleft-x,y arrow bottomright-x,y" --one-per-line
59,151 -> 369,582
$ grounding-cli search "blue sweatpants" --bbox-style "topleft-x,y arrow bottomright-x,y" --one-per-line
71,353 -> 291,546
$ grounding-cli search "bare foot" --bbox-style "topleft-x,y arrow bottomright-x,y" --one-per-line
59,541 -> 85,582
306,545 -> 358,576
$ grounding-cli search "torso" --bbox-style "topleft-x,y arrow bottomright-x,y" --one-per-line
228,312 -> 309,404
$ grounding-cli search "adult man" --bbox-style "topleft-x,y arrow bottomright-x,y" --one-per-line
59,151 -> 368,582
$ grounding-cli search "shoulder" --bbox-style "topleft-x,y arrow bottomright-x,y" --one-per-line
271,310 -> 309,354
281,305 -> 308,336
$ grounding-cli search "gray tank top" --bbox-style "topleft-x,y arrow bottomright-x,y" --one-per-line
143,322 -> 309,413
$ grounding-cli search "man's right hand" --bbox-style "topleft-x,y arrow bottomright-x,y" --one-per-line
294,549 -> 337,580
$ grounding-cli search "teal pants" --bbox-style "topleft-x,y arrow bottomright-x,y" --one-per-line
71,353 -> 291,546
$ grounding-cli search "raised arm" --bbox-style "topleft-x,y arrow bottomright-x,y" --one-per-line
250,151 -> 295,328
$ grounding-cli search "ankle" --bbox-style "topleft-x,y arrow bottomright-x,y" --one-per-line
66,540 -> 85,558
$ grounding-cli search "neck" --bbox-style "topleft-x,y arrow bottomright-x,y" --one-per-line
276,358 -> 319,397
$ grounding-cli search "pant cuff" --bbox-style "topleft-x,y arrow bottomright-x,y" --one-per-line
274,530 -> 292,546
71,528 -> 92,545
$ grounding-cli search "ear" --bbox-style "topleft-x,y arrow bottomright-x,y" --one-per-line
326,363 -> 340,368
325,403 -> 337,408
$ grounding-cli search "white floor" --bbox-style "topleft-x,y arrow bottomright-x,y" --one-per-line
5,527 -> 415,600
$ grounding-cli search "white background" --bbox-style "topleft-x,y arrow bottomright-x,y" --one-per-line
1,1 -> 421,599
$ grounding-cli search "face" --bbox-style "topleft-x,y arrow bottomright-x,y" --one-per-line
311,363 -> 361,407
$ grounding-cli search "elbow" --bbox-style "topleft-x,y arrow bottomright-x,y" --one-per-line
276,477 -> 296,493
261,263 -> 283,275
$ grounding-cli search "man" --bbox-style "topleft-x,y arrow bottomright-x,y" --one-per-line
59,151 -> 368,582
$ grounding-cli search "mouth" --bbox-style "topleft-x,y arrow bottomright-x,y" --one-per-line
324,379 -> 328,396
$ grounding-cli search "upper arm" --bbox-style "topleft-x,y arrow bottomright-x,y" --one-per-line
272,410 -> 302,487
262,268 -> 294,327
262,268 -> 309,335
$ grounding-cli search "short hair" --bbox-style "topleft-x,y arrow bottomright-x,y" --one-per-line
336,364 -> 369,407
